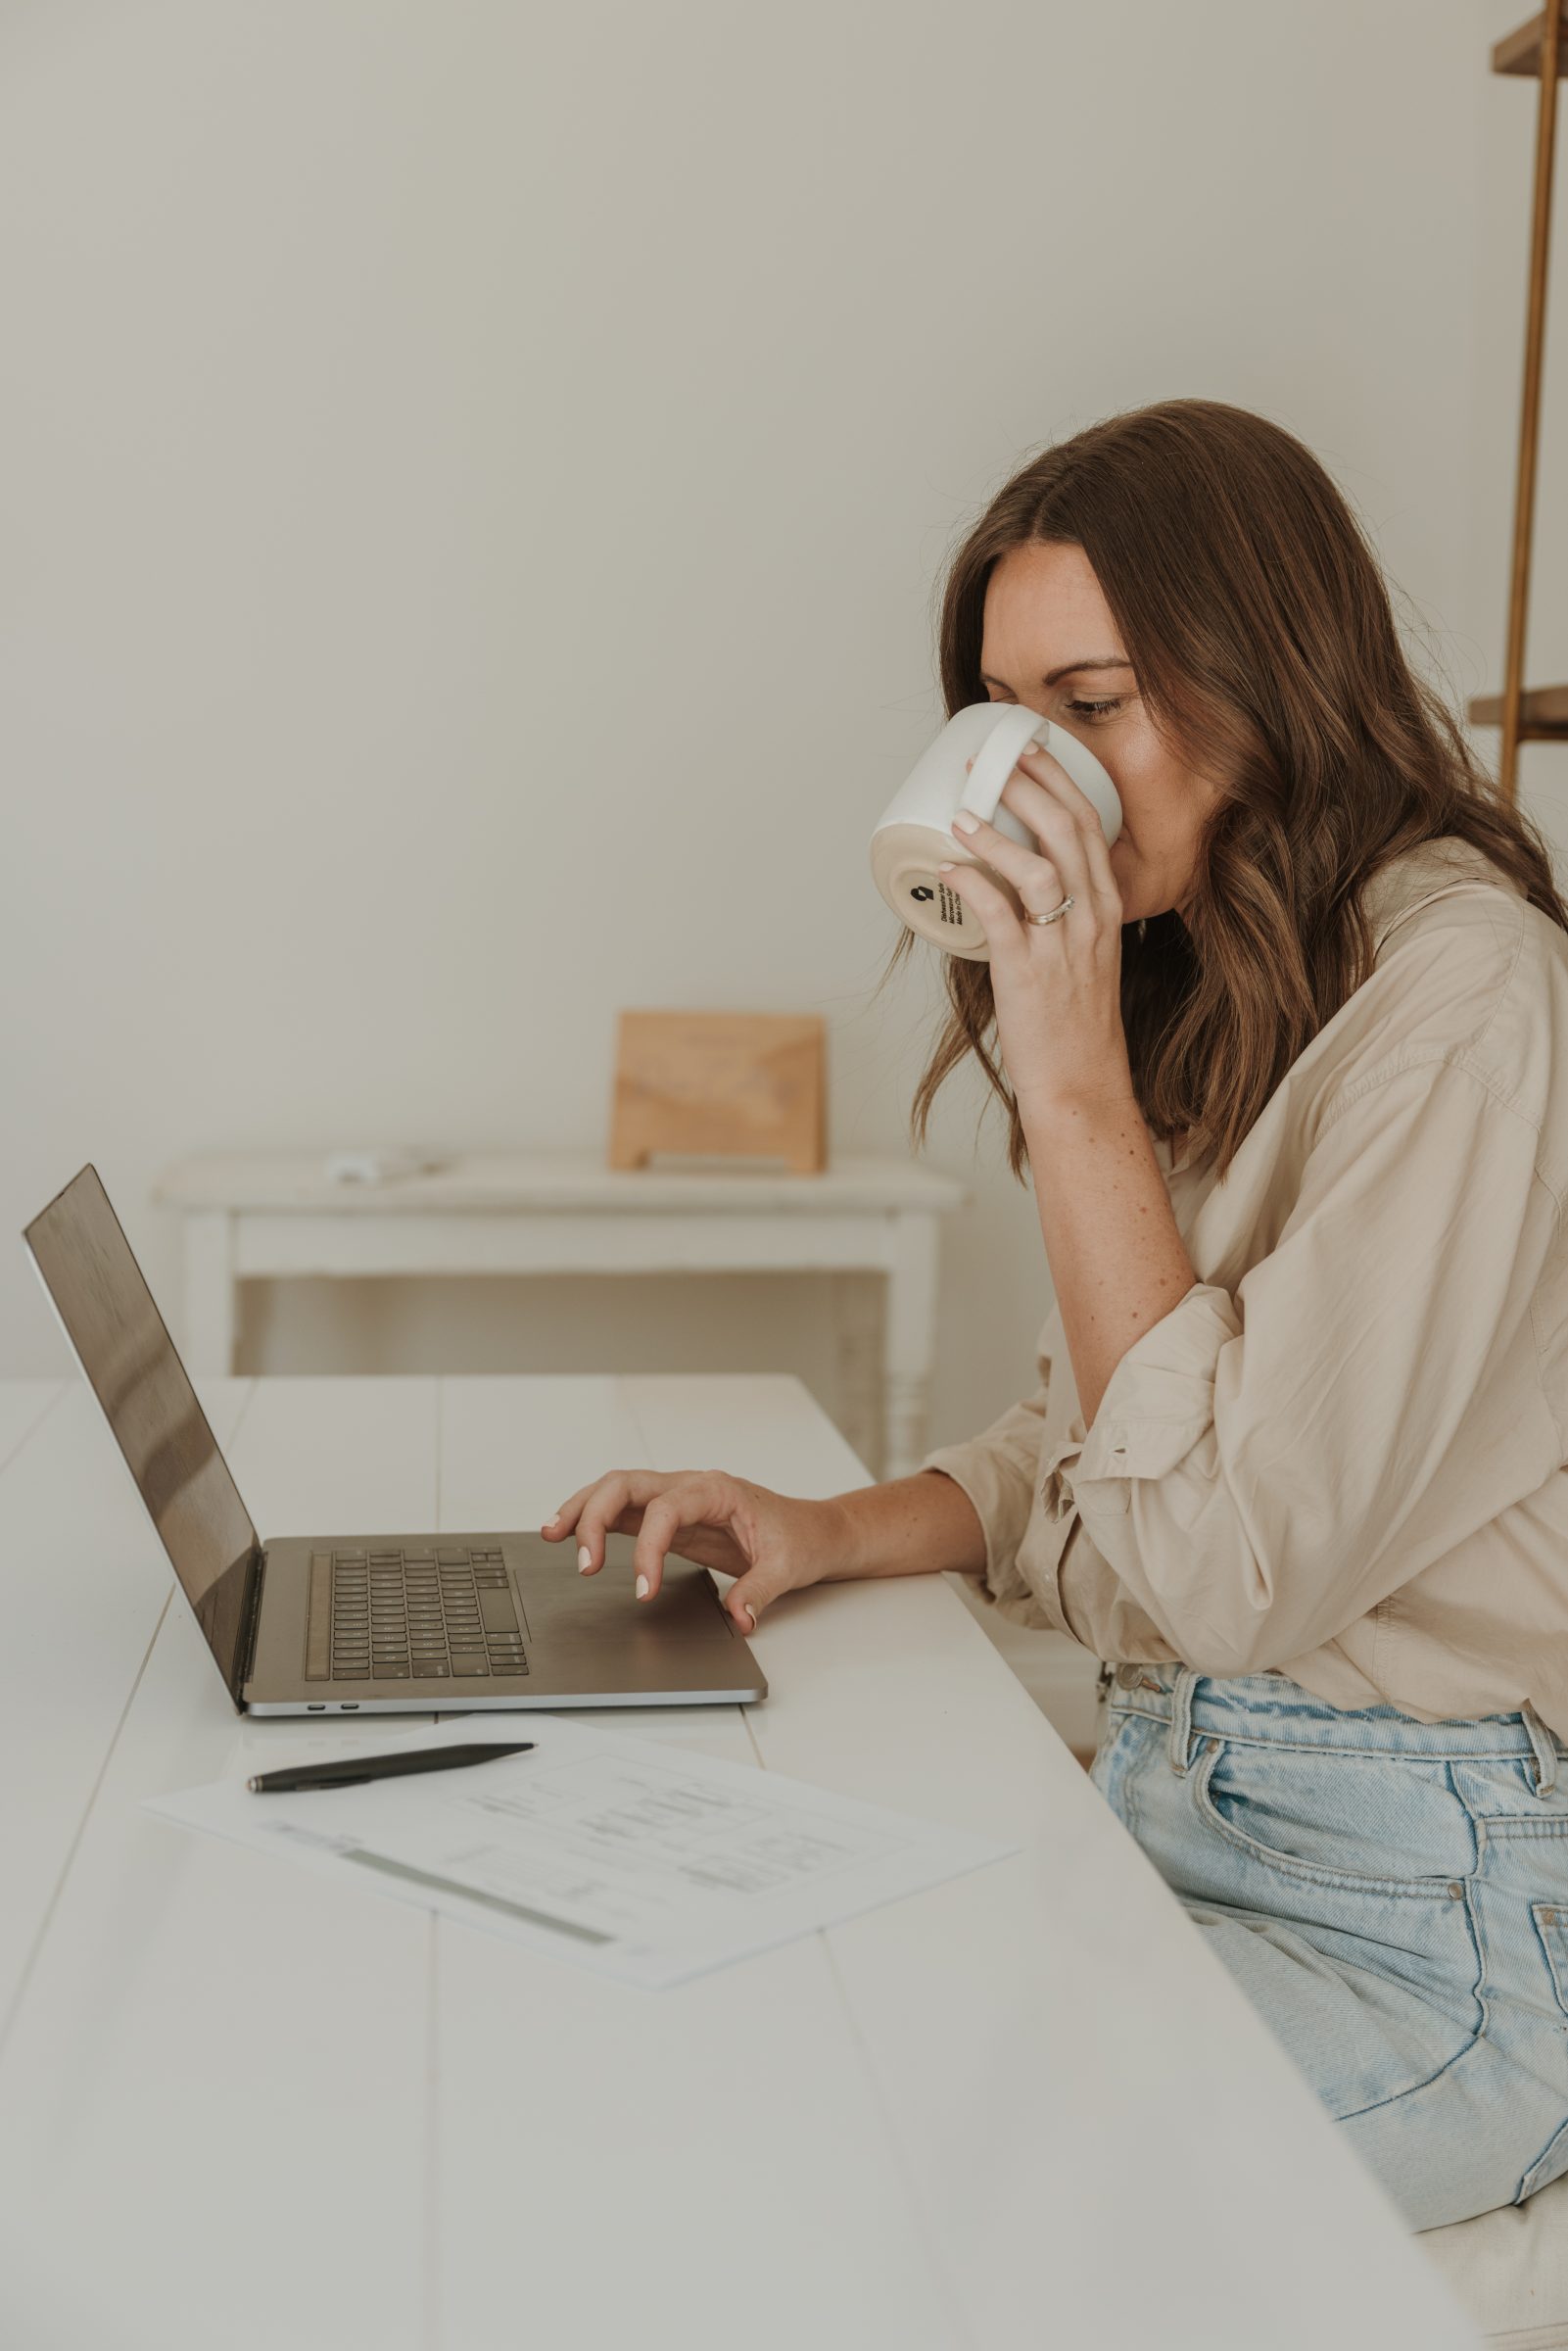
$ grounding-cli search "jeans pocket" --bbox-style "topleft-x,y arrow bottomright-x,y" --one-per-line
1190,1736 -> 1475,1898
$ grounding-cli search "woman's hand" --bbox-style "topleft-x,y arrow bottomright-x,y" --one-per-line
943,740 -> 1131,1121
540,1469 -> 848,1631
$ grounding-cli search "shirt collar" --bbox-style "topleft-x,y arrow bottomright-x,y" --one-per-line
1355,835 -> 1511,959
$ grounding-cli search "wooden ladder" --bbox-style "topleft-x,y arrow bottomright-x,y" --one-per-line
1468,7 -> 1568,798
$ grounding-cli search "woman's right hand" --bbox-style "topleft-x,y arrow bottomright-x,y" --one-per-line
539,1468 -> 851,1632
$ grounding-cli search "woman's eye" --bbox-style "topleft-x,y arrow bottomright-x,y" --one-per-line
982,691 -> 1125,720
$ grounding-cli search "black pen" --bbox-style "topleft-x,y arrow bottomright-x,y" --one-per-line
247,1739 -> 536,1794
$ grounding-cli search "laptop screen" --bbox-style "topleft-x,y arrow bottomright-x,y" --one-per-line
23,1165 -> 259,1703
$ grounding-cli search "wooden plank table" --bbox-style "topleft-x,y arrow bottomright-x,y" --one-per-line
0,1373 -> 1479,2351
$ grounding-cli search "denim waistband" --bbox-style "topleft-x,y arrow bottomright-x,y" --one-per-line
1105,1661 -> 1567,1775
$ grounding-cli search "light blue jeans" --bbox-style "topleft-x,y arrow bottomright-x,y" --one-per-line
1088,1662 -> 1568,2230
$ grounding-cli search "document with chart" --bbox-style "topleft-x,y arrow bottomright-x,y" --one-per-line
145,1717 -> 1020,1988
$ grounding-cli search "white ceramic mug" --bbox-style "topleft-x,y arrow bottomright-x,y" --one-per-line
870,700 -> 1122,961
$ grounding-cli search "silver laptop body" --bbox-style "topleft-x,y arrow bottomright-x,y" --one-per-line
23,1165 -> 768,1717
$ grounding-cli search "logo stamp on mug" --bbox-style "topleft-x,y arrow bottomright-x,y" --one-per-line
870,701 -> 1121,961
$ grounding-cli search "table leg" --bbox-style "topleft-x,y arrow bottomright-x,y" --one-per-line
883,1210 -> 938,1480
182,1211 -> 237,1374
832,1275 -> 883,1479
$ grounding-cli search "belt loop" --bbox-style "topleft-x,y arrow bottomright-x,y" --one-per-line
1168,1666 -> 1198,1777
1521,1701 -> 1560,1799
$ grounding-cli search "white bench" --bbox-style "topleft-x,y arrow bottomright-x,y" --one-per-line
152,1149 -> 967,1480
1417,2170 -> 1568,2347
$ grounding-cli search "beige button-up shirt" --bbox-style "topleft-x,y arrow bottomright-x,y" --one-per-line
918,835 -> 1568,1743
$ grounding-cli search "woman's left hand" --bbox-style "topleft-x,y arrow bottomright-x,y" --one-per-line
942,740 -> 1132,1123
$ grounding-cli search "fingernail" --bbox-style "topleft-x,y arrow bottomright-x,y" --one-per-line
544,1513 -> 558,1528
937,862 -> 955,874
743,1606 -> 757,1630
636,1573 -> 650,1599
952,809 -> 978,833
578,1546 -> 592,1571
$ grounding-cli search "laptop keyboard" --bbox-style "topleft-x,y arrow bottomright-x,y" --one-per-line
305,1547 -> 529,1681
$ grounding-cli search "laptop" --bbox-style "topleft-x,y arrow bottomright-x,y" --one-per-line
22,1164 -> 768,1717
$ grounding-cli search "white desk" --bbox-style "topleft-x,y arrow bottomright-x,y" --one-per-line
0,1373 -> 1479,2351
153,1151 -> 967,1479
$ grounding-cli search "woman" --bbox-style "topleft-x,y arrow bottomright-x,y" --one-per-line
542,399 -> 1568,2232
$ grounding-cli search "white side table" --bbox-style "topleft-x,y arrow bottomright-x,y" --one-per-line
152,1152 -> 968,1479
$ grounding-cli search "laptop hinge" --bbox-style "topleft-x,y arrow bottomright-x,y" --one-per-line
234,1545 -> 267,1703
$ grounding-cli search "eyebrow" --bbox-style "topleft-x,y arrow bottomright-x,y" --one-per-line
979,657 -> 1133,689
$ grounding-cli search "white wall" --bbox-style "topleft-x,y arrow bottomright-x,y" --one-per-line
2,1 -> 1552,1541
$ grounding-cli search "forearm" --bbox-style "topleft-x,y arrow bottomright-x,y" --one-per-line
1022,1090 -> 1198,1427
821,1469 -> 987,1581
811,1094 -> 1191,1589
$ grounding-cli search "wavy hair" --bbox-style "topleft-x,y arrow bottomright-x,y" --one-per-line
885,398 -> 1568,1185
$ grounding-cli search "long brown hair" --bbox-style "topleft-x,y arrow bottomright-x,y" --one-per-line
887,398 -> 1568,1185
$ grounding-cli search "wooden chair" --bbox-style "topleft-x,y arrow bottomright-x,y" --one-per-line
1434,16 -> 1568,2341
1467,6 -> 1568,800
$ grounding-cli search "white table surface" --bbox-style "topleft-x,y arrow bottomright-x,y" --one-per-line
0,1374 -> 1479,2351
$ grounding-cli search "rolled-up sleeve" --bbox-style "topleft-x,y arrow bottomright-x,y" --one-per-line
916,1329 -> 1052,1617
1049,1052 -> 1563,1676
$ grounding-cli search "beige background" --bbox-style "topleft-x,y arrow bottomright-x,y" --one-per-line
3,6 -> 1562,1724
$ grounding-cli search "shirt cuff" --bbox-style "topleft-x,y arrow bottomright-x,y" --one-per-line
915,1443 -> 1038,1615
1049,1280 -> 1241,1516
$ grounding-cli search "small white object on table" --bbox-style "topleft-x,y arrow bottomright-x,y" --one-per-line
0,1371 -> 1481,2349
153,1149 -> 968,1478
